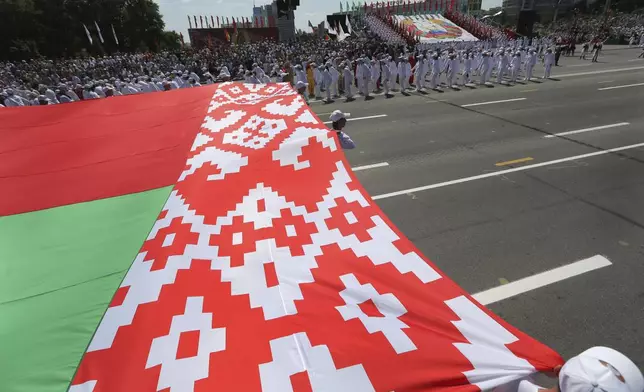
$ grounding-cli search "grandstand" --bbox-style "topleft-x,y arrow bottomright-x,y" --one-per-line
361,8 -> 511,46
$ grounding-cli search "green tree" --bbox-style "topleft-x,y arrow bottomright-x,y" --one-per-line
0,0 -> 169,60
159,30 -> 183,51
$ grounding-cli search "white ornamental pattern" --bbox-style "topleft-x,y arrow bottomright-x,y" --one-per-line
336,274 -> 417,354
72,83 -> 553,392
146,296 -> 226,392
259,333 -> 375,392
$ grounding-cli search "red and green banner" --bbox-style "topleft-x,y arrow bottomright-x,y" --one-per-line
1,83 -> 562,392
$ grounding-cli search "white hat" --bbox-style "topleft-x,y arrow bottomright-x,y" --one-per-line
329,110 -> 350,123
295,81 -> 308,90
560,347 -> 644,392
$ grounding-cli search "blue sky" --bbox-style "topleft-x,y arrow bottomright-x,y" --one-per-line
154,0 -> 500,36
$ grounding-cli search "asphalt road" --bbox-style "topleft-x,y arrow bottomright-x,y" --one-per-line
312,47 -> 644,369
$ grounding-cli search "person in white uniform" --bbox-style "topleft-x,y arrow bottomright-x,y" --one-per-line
322,64 -> 333,103
359,58 -> 372,99
388,56 -> 398,92
413,55 -> 426,92
3,89 -> 25,107
429,52 -> 442,90
380,58 -> 392,97
329,62 -> 340,98
463,51 -> 473,85
446,53 -> 460,88
510,52 -> 521,83
343,64 -> 355,101
312,63 -> 323,100
497,49 -> 509,84
525,49 -> 537,82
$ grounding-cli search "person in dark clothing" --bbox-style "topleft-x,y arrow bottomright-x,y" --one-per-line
592,41 -> 603,62
580,42 -> 590,59
554,46 -> 562,66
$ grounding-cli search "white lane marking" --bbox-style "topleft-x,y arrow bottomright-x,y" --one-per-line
372,142 -> 644,200
472,255 -> 612,305
568,63 -> 593,67
323,114 -> 388,124
460,98 -> 527,108
598,82 -> 644,91
627,58 -> 644,62
544,122 -> 631,138
597,80 -> 615,84
557,66 -> 644,78
352,162 -> 390,172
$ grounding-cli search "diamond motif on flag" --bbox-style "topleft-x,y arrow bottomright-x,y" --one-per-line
259,333 -> 375,392
146,296 -> 226,392
222,115 -> 287,150
219,238 -> 316,320
336,274 -> 417,354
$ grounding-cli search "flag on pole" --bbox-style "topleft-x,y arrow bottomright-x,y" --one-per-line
1,84 -> 564,392
211,16 -> 215,28
82,23 -> 93,45
340,1 -> 344,12
188,15 -> 192,29
194,15 -> 198,28
346,14 -> 353,34
308,20 -> 314,30
111,24 -> 119,45
200,15 -> 203,28
217,16 -> 220,27
326,20 -> 337,35
94,21 -> 104,44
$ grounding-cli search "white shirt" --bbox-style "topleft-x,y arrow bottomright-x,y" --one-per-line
544,53 -> 555,65
337,131 -> 356,150
4,96 -> 25,107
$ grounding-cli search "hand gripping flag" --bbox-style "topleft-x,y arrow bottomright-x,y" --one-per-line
0,83 -> 563,392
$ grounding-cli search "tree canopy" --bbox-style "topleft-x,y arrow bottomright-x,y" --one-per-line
0,0 -> 179,60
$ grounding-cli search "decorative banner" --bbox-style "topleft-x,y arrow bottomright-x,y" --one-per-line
0,84 -> 562,392
394,13 -> 479,42
67,83 -> 561,391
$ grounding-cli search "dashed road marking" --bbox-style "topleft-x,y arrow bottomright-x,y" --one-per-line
372,142 -> 644,200
598,82 -> 644,91
545,122 -> 630,138
323,114 -> 388,124
461,98 -> 527,108
495,157 -> 534,167
473,255 -> 612,305
352,162 -> 390,172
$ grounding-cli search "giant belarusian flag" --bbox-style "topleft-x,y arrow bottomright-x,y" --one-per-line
0,83 -> 563,392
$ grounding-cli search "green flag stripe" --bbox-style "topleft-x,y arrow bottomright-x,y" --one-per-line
0,186 -> 172,392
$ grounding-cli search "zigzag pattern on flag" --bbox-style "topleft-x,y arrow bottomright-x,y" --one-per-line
56,83 -> 562,391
